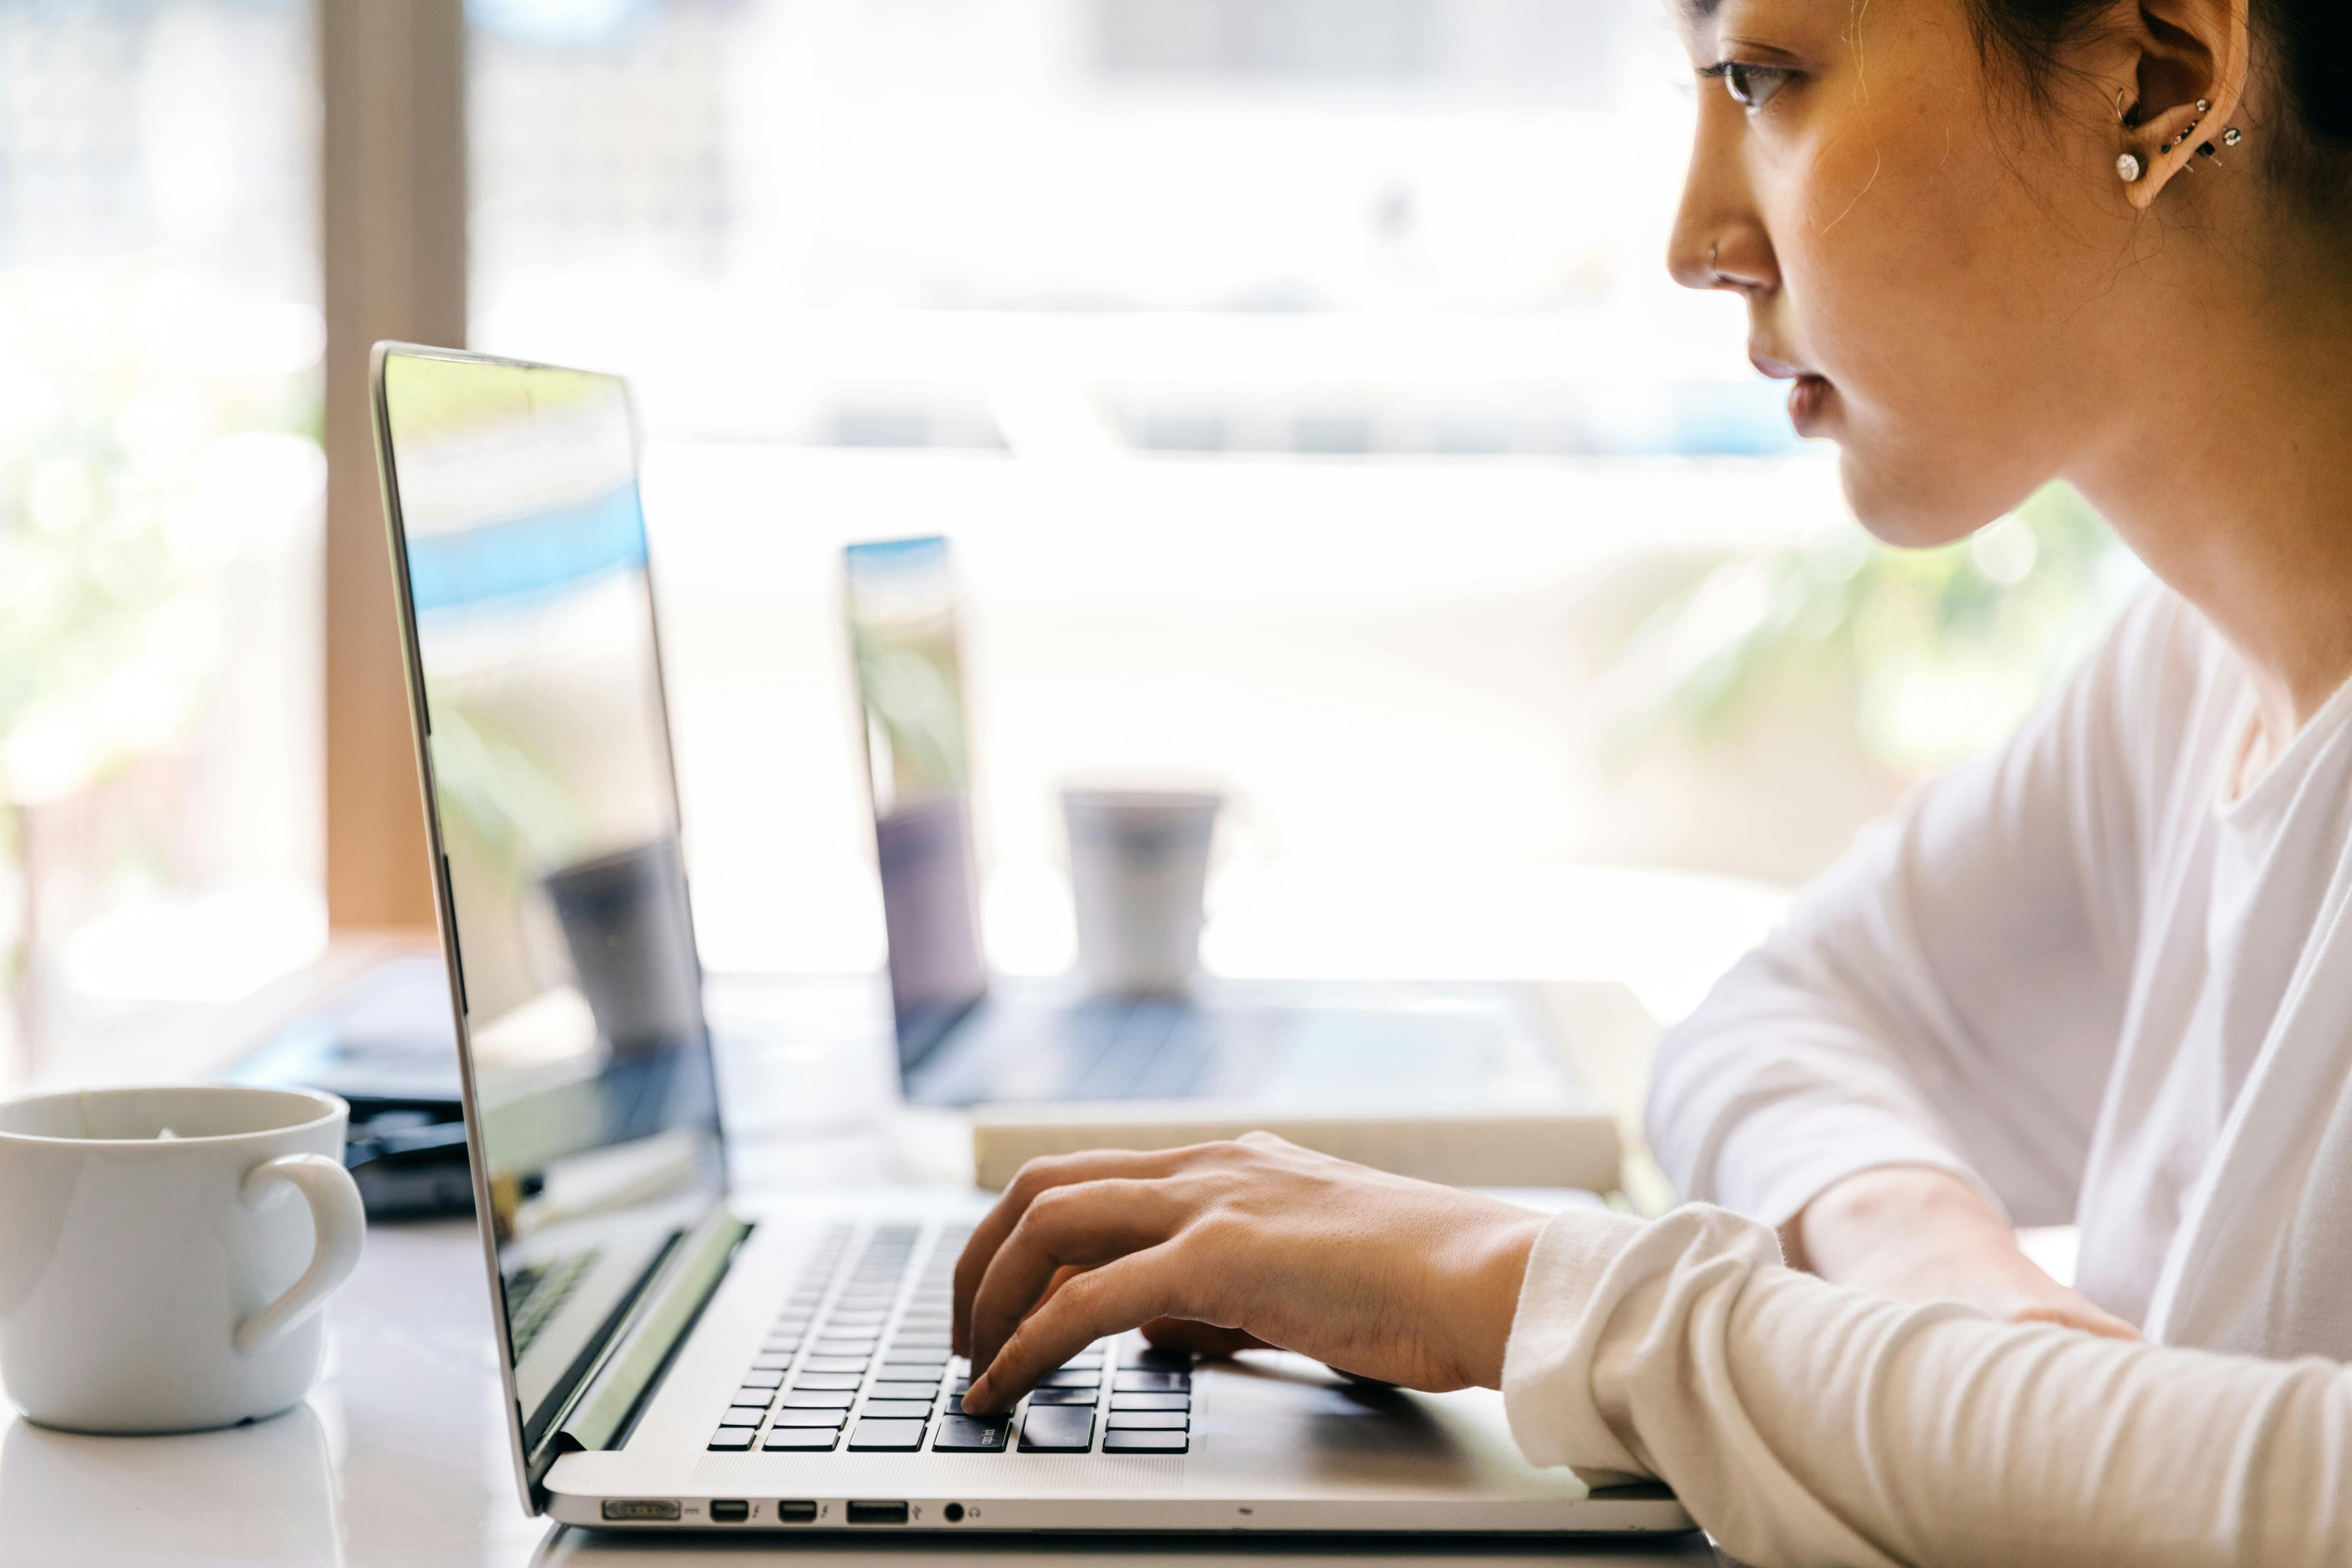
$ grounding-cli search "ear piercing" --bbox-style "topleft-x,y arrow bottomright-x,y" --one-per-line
2116,99 -> 2242,183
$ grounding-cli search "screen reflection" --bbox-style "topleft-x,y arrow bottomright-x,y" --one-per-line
844,538 -> 987,1069
378,351 -> 723,1437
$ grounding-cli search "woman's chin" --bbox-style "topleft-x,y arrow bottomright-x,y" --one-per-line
1835,447 -> 2012,552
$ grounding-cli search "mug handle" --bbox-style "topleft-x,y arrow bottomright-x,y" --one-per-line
233,1154 -> 367,1354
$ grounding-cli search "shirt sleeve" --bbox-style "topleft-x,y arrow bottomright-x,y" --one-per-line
1642,591 -> 2191,1228
1503,1204 -> 2352,1568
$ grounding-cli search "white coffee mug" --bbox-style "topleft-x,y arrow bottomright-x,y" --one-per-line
1063,787 -> 1224,997
0,1084 -> 366,1435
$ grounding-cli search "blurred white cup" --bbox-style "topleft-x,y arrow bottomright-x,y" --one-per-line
1062,787 -> 1224,997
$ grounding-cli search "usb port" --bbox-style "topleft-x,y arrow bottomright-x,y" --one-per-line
601,1500 -> 680,1522
708,1500 -> 749,1524
847,1500 -> 909,1526
777,1500 -> 819,1523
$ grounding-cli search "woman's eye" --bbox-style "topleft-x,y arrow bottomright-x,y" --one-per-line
1710,61 -> 1794,111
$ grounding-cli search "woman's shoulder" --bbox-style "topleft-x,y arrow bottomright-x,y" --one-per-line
2068,582 -> 2245,745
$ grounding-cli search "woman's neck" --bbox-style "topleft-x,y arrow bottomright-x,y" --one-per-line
2074,243 -> 2352,751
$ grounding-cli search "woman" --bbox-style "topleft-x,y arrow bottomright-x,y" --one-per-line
952,0 -> 2352,1561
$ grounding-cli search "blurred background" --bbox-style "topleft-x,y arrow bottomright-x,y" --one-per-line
0,0 -> 2147,1089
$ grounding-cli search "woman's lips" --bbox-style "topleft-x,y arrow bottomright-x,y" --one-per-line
1749,352 -> 1834,436
1786,374 -> 1833,434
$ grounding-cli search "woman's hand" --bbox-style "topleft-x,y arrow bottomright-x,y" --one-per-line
1785,1165 -> 2139,1340
949,1133 -> 1547,1415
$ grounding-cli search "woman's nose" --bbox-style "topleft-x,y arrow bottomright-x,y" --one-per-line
1667,123 -> 1777,295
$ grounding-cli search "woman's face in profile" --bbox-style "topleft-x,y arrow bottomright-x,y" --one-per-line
1669,0 -> 2135,547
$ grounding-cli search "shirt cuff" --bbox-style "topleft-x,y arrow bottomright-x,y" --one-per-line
1499,1204 -> 1782,1478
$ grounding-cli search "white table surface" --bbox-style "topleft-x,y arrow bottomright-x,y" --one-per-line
0,959 -> 1726,1567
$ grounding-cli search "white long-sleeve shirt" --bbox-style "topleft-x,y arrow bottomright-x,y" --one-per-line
1645,587 -> 2352,1358
1502,1203 -> 2352,1567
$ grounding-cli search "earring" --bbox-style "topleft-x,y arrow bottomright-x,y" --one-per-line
2117,152 -> 2143,182
2224,127 -> 2243,145
2115,87 -> 2130,124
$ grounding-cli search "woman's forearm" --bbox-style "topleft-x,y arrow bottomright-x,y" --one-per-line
1787,1164 -> 2137,1338
1505,1205 -> 2352,1568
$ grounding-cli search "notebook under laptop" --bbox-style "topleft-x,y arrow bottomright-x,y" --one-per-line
368,342 -> 1689,1534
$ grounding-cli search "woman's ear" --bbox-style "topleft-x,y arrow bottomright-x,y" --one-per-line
2115,0 -> 2252,211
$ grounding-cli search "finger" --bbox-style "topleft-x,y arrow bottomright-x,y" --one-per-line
1140,1317 -> 1271,1359
964,1244 -> 1197,1413
952,1147 -> 1207,1354
969,1178 -> 1190,1370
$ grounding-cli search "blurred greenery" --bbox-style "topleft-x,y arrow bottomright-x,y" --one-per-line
0,263 -> 318,803
1604,481 -> 2147,774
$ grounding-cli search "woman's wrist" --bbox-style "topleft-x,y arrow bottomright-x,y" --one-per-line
1437,1208 -> 1549,1388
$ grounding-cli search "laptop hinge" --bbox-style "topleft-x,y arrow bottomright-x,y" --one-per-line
542,1208 -> 751,1463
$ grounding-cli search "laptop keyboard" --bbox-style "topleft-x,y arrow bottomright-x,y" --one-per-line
707,1223 -> 1194,1457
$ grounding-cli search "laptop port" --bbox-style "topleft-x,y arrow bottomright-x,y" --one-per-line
944,1502 -> 966,1523
847,1500 -> 910,1526
708,1500 -> 750,1524
601,1500 -> 680,1522
776,1500 -> 819,1523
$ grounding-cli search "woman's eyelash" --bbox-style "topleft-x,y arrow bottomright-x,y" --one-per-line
1699,61 -> 1797,111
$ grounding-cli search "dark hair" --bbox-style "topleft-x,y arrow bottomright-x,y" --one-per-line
1969,0 -> 2352,217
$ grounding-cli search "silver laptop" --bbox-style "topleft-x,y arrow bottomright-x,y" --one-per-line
368,342 -> 1691,1535
843,533 -> 1574,1112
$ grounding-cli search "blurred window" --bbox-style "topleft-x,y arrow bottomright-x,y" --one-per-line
467,0 -> 2128,1011
0,0 -> 324,1081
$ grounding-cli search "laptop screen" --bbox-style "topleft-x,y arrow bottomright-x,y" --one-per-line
844,537 -> 988,1071
374,348 -> 726,1446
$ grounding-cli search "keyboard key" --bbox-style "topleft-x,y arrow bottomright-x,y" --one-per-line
740,1368 -> 785,1388
932,1415 -> 1010,1452
763,1428 -> 838,1451
814,1339 -> 878,1356
707,1429 -> 755,1451
761,1339 -> 802,1356
848,1419 -> 927,1452
891,1330 -> 951,1347
826,1310 -> 888,1325
1106,1410 -> 1188,1430
1121,1345 -> 1193,1371
730,1388 -> 777,1409
772,1408 -> 849,1428
862,1399 -> 933,1420
869,1382 -> 940,1401
1114,1371 -> 1189,1392
1039,1368 -> 1100,1388
803,1356 -> 871,1374
1018,1406 -> 1095,1453
796,1372 -> 863,1391
750,1354 -> 793,1372
783,1391 -> 857,1409
1029,1387 -> 1096,1406
882,1351 -> 950,1370
1104,1429 -> 1189,1454
1110,1394 -> 1190,1412
716,1410 -> 764,1429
